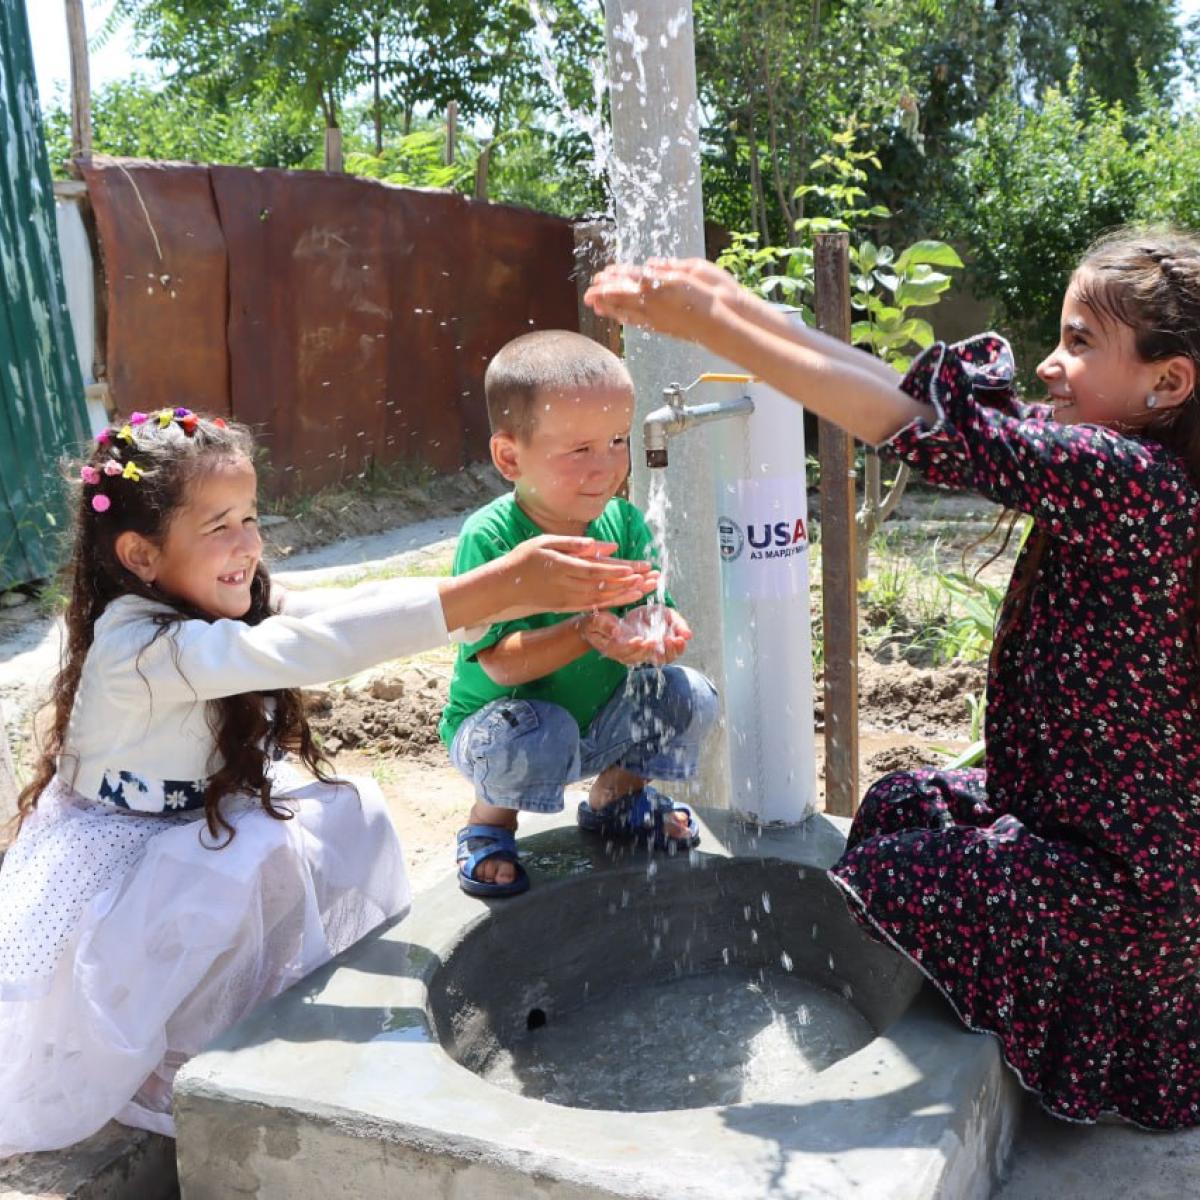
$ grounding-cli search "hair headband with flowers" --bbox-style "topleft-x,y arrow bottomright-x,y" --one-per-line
82,407 -> 227,513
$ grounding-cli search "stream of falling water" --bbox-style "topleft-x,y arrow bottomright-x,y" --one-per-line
528,3 -> 698,264
643,467 -> 671,638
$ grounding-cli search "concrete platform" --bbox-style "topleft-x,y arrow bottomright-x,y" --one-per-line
173,809 -> 1020,1199
994,1094 -> 1200,1200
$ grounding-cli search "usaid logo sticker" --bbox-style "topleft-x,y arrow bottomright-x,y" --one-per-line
718,516 -> 744,562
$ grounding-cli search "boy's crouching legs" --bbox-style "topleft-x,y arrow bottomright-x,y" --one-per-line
582,665 -> 719,839
450,699 -> 582,886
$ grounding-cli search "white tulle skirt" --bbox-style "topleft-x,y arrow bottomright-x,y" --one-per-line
0,768 -> 410,1154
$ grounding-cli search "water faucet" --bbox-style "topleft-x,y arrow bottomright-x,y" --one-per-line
643,373 -> 757,468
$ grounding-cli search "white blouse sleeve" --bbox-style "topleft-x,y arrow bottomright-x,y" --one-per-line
272,579 -> 412,619
274,580 -> 488,643
98,579 -> 452,703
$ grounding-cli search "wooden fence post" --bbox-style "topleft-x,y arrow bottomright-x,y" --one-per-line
445,101 -> 458,166
814,231 -> 860,817
324,126 -> 343,173
65,0 -> 92,160
474,140 -> 493,201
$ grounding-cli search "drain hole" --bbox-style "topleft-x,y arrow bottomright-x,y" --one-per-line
526,1007 -> 547,1031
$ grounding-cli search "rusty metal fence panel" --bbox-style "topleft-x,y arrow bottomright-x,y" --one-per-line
0,0 -> 89,589
81,158 -> 581,496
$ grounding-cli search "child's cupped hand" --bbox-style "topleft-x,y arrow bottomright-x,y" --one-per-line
580,603 -> 691,667
490,535 -> 659,622
583,258 -> 739,341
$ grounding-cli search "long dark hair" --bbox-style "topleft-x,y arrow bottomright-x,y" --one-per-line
18,411 -> 332,843
994,226 -> 1200,683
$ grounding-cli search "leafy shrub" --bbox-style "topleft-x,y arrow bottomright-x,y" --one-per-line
950,73 -> 1200,370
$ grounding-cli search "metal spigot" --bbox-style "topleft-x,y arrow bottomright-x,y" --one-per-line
643,373 -> 757,469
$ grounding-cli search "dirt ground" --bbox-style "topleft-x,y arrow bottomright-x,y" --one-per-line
258,460 -> 506,560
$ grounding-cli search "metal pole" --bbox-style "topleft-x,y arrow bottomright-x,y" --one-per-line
813,232 -> 860,817
65,0 -> 92,160
603,0 -> 732,810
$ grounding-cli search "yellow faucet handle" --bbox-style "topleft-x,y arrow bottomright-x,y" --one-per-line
694,372 -> 758,385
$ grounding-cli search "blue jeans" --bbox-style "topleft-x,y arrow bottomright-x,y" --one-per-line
449,665 -> 719,813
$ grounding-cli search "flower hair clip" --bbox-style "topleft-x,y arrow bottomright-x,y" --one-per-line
81,455 -> 144,513
97,406 -> 208,447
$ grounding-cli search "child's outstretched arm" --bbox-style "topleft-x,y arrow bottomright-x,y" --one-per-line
638,256 -> 903,388
103,536 -> 656,706
585,259 -> 928,446
437,534 -> 657,633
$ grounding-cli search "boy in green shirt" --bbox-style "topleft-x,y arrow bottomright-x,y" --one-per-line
442,330 -> 719,897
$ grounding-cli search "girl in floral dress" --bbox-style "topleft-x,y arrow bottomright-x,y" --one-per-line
0,409 -> 657,1153
587,228 -> 1200,1129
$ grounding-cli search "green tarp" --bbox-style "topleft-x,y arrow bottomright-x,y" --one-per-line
0,0 -> 88,589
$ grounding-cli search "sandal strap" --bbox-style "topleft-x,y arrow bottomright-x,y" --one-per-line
459,824 -> 518,851
614,789 -> 657,831
457,825 -> 520,878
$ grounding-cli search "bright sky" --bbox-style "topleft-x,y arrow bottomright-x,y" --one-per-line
24,0 -> 152,110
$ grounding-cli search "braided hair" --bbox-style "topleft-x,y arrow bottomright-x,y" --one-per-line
18,409 -> 332,844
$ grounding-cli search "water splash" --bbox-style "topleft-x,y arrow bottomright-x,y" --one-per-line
528,2 -> 699,263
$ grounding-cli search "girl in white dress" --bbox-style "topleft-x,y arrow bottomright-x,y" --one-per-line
0,407 -> 657,1154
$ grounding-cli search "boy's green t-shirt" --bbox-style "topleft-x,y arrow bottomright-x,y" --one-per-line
438,493 -> 667,746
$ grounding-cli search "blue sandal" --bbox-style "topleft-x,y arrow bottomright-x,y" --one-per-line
456,825 -> 530,898
576,786 -> 701,852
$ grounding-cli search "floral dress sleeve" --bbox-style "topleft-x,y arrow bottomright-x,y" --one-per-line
887,334 -> 1196,559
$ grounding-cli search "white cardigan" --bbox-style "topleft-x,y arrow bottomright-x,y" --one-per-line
57,579 -> 473,811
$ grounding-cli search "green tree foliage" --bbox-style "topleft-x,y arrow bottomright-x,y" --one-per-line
93,0 -> 608,213
694,0 -> 939,242
871,0 -> 1189,238
692,0 -> 1188,245
42,77 -> 320,174
949,73 -> 1200,366
108,0 -> 366,133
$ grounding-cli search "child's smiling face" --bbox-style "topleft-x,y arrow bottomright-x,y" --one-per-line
148,455 -> 262,618
493,383 -> 634,534
1036,282 -> 1175,428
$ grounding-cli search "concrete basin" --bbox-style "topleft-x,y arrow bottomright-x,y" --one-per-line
174,809 -> 1019,1199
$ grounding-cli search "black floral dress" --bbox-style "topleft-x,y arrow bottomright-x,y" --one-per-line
829,334 -> 1200,1129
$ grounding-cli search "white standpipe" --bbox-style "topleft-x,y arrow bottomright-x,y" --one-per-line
709,358 -> 817,825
